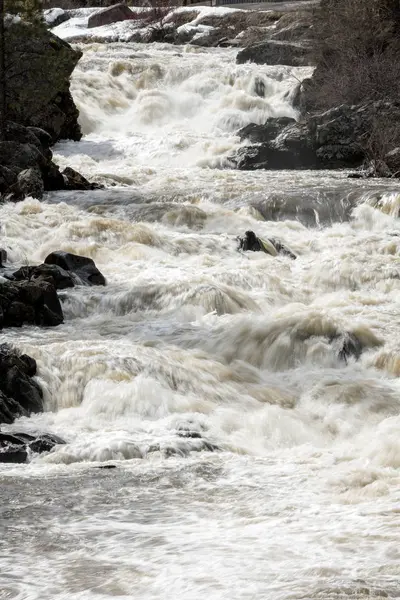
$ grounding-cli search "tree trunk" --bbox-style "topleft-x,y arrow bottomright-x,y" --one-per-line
0,0 -> 6,141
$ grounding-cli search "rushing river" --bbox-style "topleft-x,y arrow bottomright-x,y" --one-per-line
1,41 -> 400,600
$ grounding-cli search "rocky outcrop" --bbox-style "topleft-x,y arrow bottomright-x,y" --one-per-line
0,279 -> 64,328
44,251 -> 107,286
238,117 -> 296,144
0,432 -> 65,464
0,122 -> 100,201
6,252 -> 106,288
236,40 -> 311,66
0,345 -> 43,424
233,101 -> 400,173
5,22 -> 82,142
0,23 -> 99,201
88,3 -> 135,29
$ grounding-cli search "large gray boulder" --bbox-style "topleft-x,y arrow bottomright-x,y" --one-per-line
5,22 -> 82,142
236,40 -> 311,66
88,3 -> 135,29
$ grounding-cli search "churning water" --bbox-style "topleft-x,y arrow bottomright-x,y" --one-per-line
1,40 -> 400,600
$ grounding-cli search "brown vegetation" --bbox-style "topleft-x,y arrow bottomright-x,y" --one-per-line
308,0 -> 400,110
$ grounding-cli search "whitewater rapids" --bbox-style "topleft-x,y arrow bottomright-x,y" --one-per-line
0,39 -> 400,600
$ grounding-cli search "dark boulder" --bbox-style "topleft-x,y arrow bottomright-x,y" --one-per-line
62,167 -> 103,191
0,141 -> 47,172
0,279 -> 64,328
237,230 -> 297,259
0,165 -> 18,194
0,431 -> 65,463
88,3 -> 134,29
5,122 -> 52,161
0,249 -> 7,268
10,263 -> 75,290
237,40 -> 311,66
4,168 -> 44,202
232,103 -> 400,171
0,345 -> 43,425
5,22 -> 82,143
45,251 -> 106,286
234,120 -> 317,170
238,117 -> 296,144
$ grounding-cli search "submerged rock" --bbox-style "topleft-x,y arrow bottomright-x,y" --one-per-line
0,431 -> 65,463
0,345 -> 43,425
237,231 -> 297,259
44,251 -> 106,286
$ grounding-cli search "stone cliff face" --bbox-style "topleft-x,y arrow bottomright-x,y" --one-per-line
0,22 -> 101,200
5,22 -> 82,142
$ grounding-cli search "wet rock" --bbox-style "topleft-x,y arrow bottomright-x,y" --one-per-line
0,141 -> 47,172
5,22 -> 82,143
88,3 -> 134,29
4,168 -> 45,202
44,8 -> 70,28
45,251 -> 106,286
10,263 -> 75,290
0,443 -> 28,463
238,117 -> 296,144
163,438 -> 220,458
5,122 -> 52,161
0,345 -> 43,425
237,40 -> 311,66
234,121 -> 317,170
0,279 -> 64,328
0,249 -> 7,268
336,333 -> 363,363
233,103 -> 400,171
0,431 -> 65,463
62,167 -> 103,191
0,165 -> 18,194
237,230 -> 297,259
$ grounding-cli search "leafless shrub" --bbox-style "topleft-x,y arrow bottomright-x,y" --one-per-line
308,0 -> 400,111
358,115 -> 400,176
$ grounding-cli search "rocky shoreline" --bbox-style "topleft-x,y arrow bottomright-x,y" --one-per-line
0,20 -> 99,201
0,251 -> 106,462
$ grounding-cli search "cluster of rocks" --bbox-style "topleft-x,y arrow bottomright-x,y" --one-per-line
1,21 -> 99,202
0,344 -> 66,463
232,102 -> 400,175
0,123 -> 101,201
46,2 -> 314,54
0,251 -> 106,463
0,250 -> 106,329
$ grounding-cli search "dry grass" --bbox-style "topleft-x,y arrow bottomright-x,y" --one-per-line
309,0 -> 400,110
